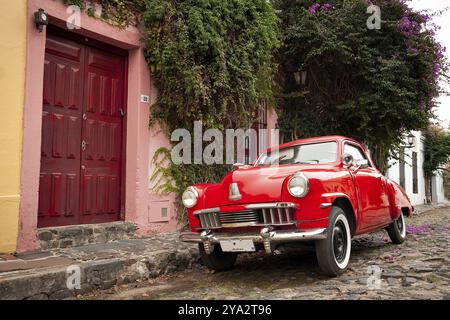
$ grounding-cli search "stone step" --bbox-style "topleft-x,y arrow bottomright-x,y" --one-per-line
37,222 -> 138,250
0,234 -> 199,299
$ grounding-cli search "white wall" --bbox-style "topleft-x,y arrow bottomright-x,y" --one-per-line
386,131 -> 446,205
432,173 -> 446,203
386,131 -> 426,206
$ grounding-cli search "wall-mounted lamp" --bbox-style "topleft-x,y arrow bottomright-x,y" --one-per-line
407,133 -> 416,147
34,8 -> 48,32
294,70 -> 307,86
401,133 -> 416,149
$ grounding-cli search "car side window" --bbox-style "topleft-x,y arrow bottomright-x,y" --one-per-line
344,144 -> 370,166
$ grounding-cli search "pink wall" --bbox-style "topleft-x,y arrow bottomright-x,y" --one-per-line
18,0 -> 280,252
17,0 -> 177,252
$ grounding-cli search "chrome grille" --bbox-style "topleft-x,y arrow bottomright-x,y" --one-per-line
219,210 -> 260,227
197,212 -> 221,229
196,203 -> 296,229
261,207 -> 294,225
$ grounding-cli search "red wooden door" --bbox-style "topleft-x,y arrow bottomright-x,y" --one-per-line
38,34 -> 125,228
80,47 -> 125,224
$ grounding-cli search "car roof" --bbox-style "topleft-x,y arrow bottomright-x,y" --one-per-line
264,135 -> 361,153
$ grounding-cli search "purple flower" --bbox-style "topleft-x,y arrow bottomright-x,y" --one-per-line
406,224 -> 433,234
408,47 -> 418,55
399,16 -> 411,30
308,3 -> 333,14
322,3 -> 332,12
308,3 -> 320,14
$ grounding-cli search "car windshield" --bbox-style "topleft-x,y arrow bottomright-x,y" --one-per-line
255,141 -> 338,166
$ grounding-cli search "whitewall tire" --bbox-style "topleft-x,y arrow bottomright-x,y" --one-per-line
386,211 -> 407,244
315,206 -> 352,277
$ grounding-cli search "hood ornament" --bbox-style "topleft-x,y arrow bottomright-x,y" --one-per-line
229,182 -> 242,201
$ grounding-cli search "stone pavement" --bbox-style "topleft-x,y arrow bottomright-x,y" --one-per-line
0,202 -> 448,300
82,204 -> 450,300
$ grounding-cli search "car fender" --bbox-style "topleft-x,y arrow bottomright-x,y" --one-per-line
321,192 -> 359,230
386,179 -> 413,219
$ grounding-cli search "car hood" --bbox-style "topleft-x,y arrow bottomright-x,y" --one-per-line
202,165 -> 304,208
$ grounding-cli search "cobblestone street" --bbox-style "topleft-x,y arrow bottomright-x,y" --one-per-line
83,207 -> 450,300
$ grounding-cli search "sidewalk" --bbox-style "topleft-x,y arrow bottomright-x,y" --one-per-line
0,233 -> 199,300
413,201 -> 450,215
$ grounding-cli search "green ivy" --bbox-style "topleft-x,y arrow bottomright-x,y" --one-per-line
143,0 -> 280,131
143,0 -> 280,219
63,0 -> 145,28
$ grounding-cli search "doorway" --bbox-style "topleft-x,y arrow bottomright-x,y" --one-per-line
38,30 -> 126,227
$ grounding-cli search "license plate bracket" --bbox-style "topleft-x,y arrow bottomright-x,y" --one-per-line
219,239 -> 255,252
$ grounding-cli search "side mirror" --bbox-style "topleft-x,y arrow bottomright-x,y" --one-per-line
232,163 -> 244,171
355,159 -> 369,169
342,153 -> 353,167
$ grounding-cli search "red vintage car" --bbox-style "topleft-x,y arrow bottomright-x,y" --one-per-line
180,136 -> 412,276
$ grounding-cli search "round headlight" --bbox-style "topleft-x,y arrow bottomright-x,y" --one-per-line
287,173 -> 309,198
182,186 -> 198,208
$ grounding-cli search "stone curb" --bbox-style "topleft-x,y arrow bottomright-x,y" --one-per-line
0,247 -> 199,300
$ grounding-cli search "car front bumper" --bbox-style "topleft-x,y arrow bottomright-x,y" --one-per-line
180,227 -> 327,254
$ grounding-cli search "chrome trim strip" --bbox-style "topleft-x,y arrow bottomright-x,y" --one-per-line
180,228 -> 327,245
193,207 -> 220,215
320,203 -> 332,209
245,202 -> 296,209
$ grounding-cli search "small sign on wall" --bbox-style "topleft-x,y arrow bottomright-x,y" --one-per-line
140,94 -> 150,103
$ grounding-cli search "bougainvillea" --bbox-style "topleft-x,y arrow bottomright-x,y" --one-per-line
275,0 -> 449,173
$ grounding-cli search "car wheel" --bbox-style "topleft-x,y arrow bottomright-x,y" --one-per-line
199,243 -> 238,272
386,211 -> 406,244
315,206 -> 352,277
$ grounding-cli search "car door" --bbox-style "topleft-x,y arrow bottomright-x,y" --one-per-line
343,143 -> 391,231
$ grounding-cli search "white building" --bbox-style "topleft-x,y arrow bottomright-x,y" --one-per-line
386,131 -> 446,206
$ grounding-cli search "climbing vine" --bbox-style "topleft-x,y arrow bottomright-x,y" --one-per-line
142,0 -> 280,219
63,0 -> 145,28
